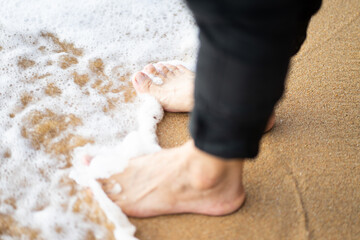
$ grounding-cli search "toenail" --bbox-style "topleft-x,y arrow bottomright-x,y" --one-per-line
136,73 -> 146,83
82,155 -> 93,166
146,64 -> 156,73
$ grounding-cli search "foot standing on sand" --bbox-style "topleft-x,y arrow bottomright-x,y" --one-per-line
89,0 -> 322,217
90,63 -> 273,217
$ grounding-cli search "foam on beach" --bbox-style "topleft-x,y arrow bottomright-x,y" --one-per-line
0,0 -> 198,239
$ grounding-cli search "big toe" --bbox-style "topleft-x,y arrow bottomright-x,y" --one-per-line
132,72 -> 152,93
82,154 -> 94,166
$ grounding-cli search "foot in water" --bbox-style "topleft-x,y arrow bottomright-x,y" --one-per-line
88,140 -> 245,218
132,63 -> 195,112
132,62 -> 276,131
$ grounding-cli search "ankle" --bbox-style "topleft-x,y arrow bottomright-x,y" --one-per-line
183,141 -> 243,190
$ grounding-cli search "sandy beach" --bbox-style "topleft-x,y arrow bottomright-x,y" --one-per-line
1,0 -> 359,239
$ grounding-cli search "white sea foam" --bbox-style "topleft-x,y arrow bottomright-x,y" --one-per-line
0,0 -> 198,239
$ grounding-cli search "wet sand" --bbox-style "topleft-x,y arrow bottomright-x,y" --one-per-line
130,0 -> 360,239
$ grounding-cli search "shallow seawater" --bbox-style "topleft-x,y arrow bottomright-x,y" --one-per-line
0,0 -> 198,239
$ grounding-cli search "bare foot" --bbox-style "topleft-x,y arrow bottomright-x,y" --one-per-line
133,63 -> 276,132
132,63 -> 195,112
96,140 -> 245,218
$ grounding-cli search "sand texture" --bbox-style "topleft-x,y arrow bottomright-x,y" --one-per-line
1,0 -> 358,239
130,0 -> 360,239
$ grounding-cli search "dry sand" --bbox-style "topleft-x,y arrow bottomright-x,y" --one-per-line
130,0 -> 360,239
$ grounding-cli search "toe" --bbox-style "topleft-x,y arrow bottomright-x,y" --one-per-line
98,178 -> 121,202
83,155 -> 93,166
98,178 -> 112,195
144,64 -> 157,75
165,64 -> 178,73
145,63 -> 164,79
132,72 -> 152,93
157,63 -> 169,76
177,64 -> 189,72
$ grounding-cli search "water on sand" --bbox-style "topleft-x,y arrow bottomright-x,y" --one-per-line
0,0 -> 198,239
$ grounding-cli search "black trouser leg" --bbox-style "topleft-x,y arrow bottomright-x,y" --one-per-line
186,0 -> 322,158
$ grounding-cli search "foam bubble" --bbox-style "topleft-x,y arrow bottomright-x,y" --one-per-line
0,0 -> 198,239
